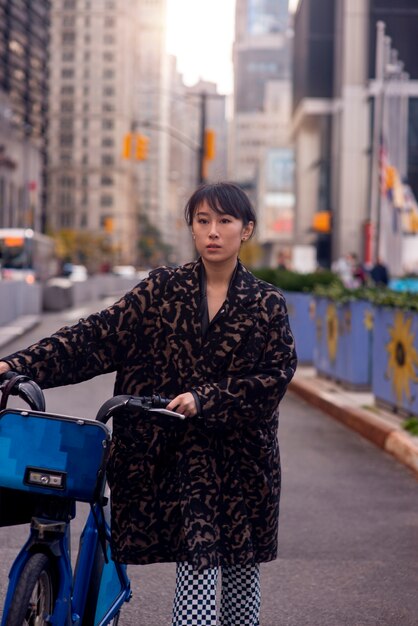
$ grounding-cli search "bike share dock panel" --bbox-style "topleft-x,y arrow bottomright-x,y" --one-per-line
0,409 -> 110,501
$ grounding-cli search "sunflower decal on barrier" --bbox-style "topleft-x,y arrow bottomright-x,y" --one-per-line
326,303 -> 339,362
364,309 -> 374,331
386,311 -> 418,404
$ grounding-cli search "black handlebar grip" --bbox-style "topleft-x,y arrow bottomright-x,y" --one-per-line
151,394 -> 171,408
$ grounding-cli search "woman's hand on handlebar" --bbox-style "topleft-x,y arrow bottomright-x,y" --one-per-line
0,362 -> 11,377
166,392 -> 197,418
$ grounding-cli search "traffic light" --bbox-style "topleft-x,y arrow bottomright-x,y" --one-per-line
204,129 -> 216,160
312,211 -> 331,233
122,133 -> 132,159
135,134 -> 149,160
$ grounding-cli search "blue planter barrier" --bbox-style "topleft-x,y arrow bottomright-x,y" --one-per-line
313,297 -> 373,389
372,307 -> 418,416
283,291 -> 315,365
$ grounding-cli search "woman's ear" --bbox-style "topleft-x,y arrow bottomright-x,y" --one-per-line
242,221 -> 254,240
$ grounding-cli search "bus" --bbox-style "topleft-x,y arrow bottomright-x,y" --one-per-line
0,228 -> 58,283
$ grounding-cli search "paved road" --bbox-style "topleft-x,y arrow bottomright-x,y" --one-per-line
0,303 -> 418,625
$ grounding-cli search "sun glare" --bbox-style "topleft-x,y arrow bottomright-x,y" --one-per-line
165,0 -> 235,94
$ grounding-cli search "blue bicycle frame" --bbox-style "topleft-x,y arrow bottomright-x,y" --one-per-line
1,502 -> 131,626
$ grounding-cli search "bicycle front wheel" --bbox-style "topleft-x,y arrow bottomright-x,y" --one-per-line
4,553 -> 56,626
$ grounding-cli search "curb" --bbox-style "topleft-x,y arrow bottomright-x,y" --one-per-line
0,315 -> 41,351
289,376 -> 418,479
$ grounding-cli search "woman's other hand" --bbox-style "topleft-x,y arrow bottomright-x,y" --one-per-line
167,392 -> 197,418
0,362 -> 11,376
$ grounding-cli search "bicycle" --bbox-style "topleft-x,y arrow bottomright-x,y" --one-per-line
0,371 -> 179,626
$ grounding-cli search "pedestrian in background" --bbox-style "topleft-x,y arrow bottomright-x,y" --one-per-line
351,253 -> 367,287
370,257 -> 390,287
0,182 -> 297,626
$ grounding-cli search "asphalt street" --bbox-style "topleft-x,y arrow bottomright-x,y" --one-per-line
0,303 -> 417,625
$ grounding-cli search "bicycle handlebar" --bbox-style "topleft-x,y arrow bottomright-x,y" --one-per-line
0,372 -> 46,412
0,372 -> 179,423
95,394 -> 175,423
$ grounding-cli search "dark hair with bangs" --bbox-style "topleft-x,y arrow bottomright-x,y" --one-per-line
184,182 -> 257,234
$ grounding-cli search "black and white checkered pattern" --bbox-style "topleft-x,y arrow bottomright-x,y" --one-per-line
171,562 -> 260,626
172,562 -> 218,625
220,563 -> 260,626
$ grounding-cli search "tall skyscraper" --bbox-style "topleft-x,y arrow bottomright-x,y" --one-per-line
0,0 -> 51,230
231,0 -> 292,186
231,0 -> 294,264
48,0 -> 173,267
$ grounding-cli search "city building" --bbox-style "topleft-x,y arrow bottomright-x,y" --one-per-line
0,0 -> 50,231
230,0 -> 295,265
292,0 -> 418,272
48,0 -> 176,268
48,0 -> 142,266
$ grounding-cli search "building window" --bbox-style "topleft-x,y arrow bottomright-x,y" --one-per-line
101,175 -> 114,186
103,51 -> 114,62
82,176 -> 88,186
62,51 -> 74,62
83,86 -> 89,96
102,137 -> 114,147
102,119 -> 114,130
60,153 -> 72,163
82,154 -> 88,165
102,102 -> 114,112
103,69 -> 114,79
83,119 -> 89,129
63,0 -> 76,9
61,85 -> 74,95
62,31 -> 76,45
61,68 -> 74,79
103,86 -> 115,97
60,134 -> 73,147
60,118 -> 74,130
82,137 -> 88,147
101,195 -> 113,207
83,102 -> 89,112
63,16 -> 75,27
101,154 -> 114,166
85,34 -> 91,44
104,17 -> 115,27
80,213 -> 88,227
103,34 -> 115,45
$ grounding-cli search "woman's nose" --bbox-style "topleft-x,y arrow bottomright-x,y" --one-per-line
209,223 -> 219,238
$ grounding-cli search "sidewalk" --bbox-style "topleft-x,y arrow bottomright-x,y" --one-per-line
290,366 -> 418,479
0,315 -> 40,351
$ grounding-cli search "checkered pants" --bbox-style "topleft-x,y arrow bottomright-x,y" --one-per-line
172,561 -> 260,626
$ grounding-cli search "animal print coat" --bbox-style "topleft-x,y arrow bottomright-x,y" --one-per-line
3,259 -> 297,571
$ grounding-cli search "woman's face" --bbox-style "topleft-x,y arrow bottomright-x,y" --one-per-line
192,201 -> 254,265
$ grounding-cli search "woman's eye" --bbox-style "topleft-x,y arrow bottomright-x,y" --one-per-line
220,218 -> 231,224
197,218 -> 208,224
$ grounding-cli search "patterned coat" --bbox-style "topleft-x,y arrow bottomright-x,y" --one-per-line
3,259 -> 297,570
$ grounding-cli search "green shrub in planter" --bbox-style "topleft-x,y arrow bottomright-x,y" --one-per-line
252,268 -> 339,292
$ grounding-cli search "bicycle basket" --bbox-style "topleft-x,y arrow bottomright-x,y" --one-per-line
0,409 -> 110,505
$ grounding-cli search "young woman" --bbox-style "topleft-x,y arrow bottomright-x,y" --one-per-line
0,182 -> 297,626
